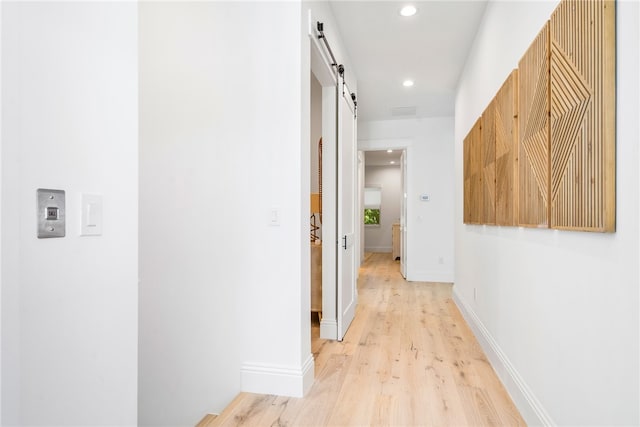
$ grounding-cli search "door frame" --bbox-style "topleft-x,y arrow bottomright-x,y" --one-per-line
359,141 -> 411,276
309,17 -> 339,340
307,9 -> 359,341
400,150 -> 408,278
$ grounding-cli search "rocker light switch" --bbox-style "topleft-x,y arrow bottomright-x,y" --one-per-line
37,189 -> 66,238
81,194 -> 103,236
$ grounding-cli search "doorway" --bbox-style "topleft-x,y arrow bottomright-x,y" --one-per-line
309,71 -> 323,325
361,148 -> 408,278
308,20 -> 358,342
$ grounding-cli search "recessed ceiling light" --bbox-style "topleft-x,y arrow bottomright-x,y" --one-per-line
400,5 -> 417,17
387,149 -> 393,153
403,79 -> 414,87
390,161 -> 396,164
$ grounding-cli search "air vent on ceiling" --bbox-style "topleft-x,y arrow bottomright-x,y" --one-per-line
391,106 -> 417,117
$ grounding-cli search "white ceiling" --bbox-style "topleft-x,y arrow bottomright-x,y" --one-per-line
329,1 -> 488,122
365,149 -> 403,166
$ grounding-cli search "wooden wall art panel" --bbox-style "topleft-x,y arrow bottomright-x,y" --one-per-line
518,23 -> 550,228
481,101 -> 496,224
495,70 -> 519,226
463,127 -> 471,223
463,118 -> 482,224
549,0 -> 616,231
462,0 -> 615,232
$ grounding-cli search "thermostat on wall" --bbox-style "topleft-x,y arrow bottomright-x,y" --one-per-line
420,194 -> 430,202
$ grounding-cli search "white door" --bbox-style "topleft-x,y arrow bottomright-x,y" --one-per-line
337,79 -> 357,340
400,150 -> 408,278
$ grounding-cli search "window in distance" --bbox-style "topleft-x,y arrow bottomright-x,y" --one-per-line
364,187 -> 381,225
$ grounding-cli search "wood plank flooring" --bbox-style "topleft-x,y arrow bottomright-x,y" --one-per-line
208,253 -> 525,426
196,414 -> 218,427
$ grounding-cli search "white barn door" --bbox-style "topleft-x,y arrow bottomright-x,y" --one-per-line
337,78 -> 357,340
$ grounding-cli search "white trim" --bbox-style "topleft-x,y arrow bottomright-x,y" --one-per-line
308,9 -> 337,87
320,317 -> 337,340
407,269 -> 454,283
452,289 -> 555,427
241,354 -> 315,398
0,1 -> 3,419
364,246 -> 392,253
319,86 -> 338,340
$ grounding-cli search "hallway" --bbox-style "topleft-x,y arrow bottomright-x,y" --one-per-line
205,253 -> 524,426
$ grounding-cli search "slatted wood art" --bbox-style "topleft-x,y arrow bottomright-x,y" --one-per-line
463,121 -> 472,223
463,118 -> 482,224
462,0 -> 615,233
495,70 -> 519,226
549,0 -> 616,231
481,101 -> 496,224
518,23 -> 550,228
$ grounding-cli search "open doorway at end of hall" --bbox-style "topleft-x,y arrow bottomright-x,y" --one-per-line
361,149 -> 407,279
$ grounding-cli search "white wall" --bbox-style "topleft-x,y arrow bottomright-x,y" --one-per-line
364,166 -> 401,253
1,3 -> 138,425
359,117 -> 455,282
139,2 -> 313,425
454,1 -> 639,425
0,3 -> 3,421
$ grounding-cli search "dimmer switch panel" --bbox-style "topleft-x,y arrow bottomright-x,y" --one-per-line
37,189 -> 66,238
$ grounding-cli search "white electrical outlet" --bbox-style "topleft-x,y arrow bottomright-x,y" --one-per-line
269,208 -> 280,226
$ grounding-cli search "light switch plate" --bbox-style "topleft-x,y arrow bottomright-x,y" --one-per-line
81,194 -> 103,236
269,208 -> 280,226
37,189 -> 65,238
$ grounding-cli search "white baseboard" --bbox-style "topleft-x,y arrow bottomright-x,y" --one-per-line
320,317 -> 337,340
407,268 -> 454,283
452,289 -> 555,427
241,354 -> 315,398
364,246 -> 391,253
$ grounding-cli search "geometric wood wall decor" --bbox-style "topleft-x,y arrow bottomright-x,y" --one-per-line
549,0 -> 616,232
518,23 -> 550,228
481,101 -> 497,225
462,0 -> 615,232
463,124 -> 472,223
463,118 -> 483,224
495,70 -> 519,226
463,129 -> 471,223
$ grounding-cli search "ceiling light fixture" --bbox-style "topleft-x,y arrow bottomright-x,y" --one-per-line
403,79 -> 414,87
387,149 -> 393,153
390,161 -> 396,164
400,5 -> 417,17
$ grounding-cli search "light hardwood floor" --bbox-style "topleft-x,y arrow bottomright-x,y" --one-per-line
205,253 -> 525,426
